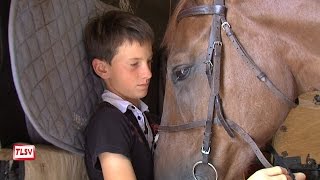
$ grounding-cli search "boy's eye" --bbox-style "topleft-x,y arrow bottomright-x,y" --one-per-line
130,62 -> 138,66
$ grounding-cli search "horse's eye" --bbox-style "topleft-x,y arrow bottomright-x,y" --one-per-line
172,66 -> 191,82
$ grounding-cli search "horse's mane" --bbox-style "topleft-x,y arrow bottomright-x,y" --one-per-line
161,1 -> 181,49
161,0 -> 197,49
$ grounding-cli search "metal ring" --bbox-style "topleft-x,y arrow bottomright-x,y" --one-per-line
221,21 -> 230,30
257,72 -> 267,82
192,161 -> 218,180
214,41 -> 222,46
204,60 -> 213,67
201,146 -> 211,155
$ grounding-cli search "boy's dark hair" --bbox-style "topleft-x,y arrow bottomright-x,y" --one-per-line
84,10 -> 154,64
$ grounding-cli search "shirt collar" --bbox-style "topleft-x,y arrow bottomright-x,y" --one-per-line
101,90 -> 149,113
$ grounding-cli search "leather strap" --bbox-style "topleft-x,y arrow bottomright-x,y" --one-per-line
220,17 -> 297,108
161,0 -> 297,174
177,4 -> 226,22
227,119 -> 272,168
158,120 -> 207,132
202,18 -> 218,164
267,146 -> 295,179
158,117 -> 272,168
203,3 -> 225,163
215,96 -> 234,137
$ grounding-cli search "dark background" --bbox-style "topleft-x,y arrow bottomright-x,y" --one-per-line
0,0 -> 31,148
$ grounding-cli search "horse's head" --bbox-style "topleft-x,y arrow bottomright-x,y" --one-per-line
154,0 -> 320,179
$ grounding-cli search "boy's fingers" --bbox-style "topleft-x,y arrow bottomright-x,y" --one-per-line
293,172 -> 306,180
263,166 -> 288,176
248,167 -> 306,180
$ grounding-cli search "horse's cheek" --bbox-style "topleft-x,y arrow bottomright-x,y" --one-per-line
154,134 -> 177,179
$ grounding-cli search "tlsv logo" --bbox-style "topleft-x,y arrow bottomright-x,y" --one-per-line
13,144 -> 36,160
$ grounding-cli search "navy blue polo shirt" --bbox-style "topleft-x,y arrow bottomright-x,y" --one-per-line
84,102 -> 154,180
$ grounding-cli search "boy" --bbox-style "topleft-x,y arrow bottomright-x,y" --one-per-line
83,10 -> 305,180
84,10 -> 155,180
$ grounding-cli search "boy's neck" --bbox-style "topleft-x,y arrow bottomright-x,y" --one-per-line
129,99 -> 140,108
105,89 -> 141,108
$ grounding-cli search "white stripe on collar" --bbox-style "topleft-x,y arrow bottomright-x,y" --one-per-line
101,90 -> 149,113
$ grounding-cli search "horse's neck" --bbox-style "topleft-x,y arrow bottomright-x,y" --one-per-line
290,58 -> 320,95
226,0 -> 320,95
267,3 -> 320,95
189,0 -> 320,94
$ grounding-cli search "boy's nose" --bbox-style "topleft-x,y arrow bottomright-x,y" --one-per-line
142,64 -> 152,79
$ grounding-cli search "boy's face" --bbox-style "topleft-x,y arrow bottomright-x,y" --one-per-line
104,40 -> 152,105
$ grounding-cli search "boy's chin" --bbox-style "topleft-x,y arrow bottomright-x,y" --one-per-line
137,91 -> 148,99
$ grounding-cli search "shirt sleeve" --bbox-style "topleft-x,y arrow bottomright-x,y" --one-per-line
85,107 -> 132,170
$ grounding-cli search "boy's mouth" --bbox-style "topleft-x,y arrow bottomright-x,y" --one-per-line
138,83 -> 149,88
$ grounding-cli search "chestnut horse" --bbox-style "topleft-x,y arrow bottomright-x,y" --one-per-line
154,0 -> 320,179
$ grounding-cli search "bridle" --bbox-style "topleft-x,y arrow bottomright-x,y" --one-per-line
158,0 -> 297,179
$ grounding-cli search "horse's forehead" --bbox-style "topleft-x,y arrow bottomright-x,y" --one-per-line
175,17 -> 211,44
167,17 -> 211,65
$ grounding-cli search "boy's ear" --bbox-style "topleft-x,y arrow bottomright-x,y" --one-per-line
92,58 -> 110,79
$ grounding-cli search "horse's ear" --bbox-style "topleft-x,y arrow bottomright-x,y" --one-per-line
92,58 -> 110,79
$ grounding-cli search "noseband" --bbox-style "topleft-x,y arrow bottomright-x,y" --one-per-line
159,0 -> 297,179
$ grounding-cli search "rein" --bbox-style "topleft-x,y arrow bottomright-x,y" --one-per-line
159,117 -> 272,168
159,0 -> 297,179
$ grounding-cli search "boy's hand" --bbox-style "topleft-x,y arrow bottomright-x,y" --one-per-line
247,166 -> 306,180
